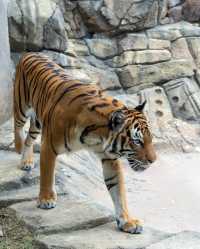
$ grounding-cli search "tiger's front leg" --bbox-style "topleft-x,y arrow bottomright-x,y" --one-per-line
37,139 -> 57,209
102,159 -> 143,234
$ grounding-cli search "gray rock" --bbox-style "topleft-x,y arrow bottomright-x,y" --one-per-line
168,0 -> 183,8
36,223 -> 171,249
0,150 -> 40,192
147,24 -> 182,41
0,0 -> 12,125
62,1 -> 87,39
118,33 -> 148,52
146,231 -> 200,249
171,38 -> 194,62
8,0 -> 67,52
117,59 -> 194,88
10,199 -> 114,234
43,5 -> 67,52
41,50 -> 81,68
82,64 -> 122,91
0,185 -> 69,208
85,38 -> 118,59
148,39 -> 171,50
101,0 -> 167,32
168,6 -> 183,22
108,50 -> 171,67
163,78 -> 200,121
182,0 -> 200,22
187,37 -> 200,69
77,0 -> 110,33
66,39 -> 89,57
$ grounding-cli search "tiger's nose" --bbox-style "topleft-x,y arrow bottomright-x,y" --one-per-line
148,159 -> 154,164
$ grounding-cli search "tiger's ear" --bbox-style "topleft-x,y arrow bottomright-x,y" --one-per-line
109,110 -> 125,131
135,100 -> 147,112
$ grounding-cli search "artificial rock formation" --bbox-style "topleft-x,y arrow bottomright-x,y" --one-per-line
6,0 -> 200,147
0,0 -> 12,125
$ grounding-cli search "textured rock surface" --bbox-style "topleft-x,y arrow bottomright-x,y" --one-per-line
10,199 -> 114,234
0,0 -> 12,125
8,0 -> 67,52
36,224 -> 170,249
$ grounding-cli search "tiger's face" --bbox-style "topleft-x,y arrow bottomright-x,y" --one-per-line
104,101 -> 156,172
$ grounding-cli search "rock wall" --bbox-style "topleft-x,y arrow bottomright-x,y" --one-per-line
6,0 -> 200,149
0,0 -> 12,125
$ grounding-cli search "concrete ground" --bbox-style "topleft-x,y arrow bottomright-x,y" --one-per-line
0,148 -> 200,248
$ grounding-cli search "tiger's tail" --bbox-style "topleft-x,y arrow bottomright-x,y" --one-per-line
14,61 -> 28,154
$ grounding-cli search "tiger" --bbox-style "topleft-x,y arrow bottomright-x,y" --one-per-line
14,52 -> 156,234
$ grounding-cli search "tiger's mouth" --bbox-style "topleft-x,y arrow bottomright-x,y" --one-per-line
127,158 -> 150,172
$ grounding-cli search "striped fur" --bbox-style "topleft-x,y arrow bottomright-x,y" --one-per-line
14,52 -> 156,233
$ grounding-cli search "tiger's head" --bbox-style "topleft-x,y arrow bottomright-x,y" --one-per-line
104,100 -> 156,171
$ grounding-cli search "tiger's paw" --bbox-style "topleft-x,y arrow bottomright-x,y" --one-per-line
20,159 -> 35,171
37,191 -> 57,209
116,218 -> 143,234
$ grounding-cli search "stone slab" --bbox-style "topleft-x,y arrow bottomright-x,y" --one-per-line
0,150 -> 40,192
10,199 -> 114,235
36,223 -> 171,249
0,185 -> 70,208
117,59 -> 194,88
146,231 -> 200,249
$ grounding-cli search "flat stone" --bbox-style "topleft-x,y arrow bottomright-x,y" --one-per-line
0,185 -> 69,208
86,38 -> 118,59
187,37 -> 200,69
36,223 -> 171,249
117,59 -> 194,88
41,50 -> 81,68
146,231 -> 200,249
66,39 -> 89,57
147,25 -> 182,41
82,64 -> 122,90
148,39 -> 171,50
0,150 -> 40,192
108,50 -> 171,67
134,50 -> 171,64
118,33 -> 148,52
10,199 -> 114,235
171,38 -> 194,62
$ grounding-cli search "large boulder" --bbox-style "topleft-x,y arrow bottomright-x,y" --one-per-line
8,0 -> 67,52
182,0 -> 200,22
78,0 -> 168,33
0,0 -> 12,125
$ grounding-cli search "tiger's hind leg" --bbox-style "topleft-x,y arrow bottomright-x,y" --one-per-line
14,106 -> 27,154
20,117 -> 41,171
102,159 -> 143,234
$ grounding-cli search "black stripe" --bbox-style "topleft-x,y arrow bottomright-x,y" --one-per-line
29,133 -> 37,140
112,99 -> 118,106
69,93 -> 93,105
80,124 -> 106,144
29,131 -> 40,135
105,175 -> 117,182
89,103 -> 110,111
18,79 -> 27,119
102,158 -> 118,163
106,183 -> 118,190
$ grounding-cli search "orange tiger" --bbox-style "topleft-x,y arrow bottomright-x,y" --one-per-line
14,52 -> 156,234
